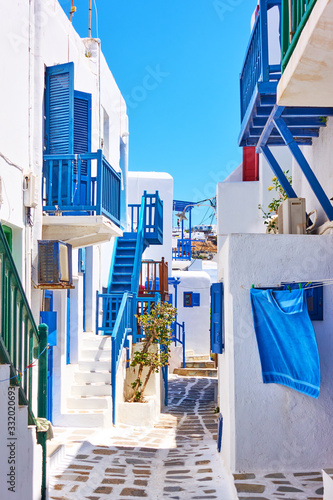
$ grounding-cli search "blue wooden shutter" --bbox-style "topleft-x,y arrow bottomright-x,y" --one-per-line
193,293 -> 200,307
45,62 -> 74,154
211,282 -> 224,354
74,90 -> 91,175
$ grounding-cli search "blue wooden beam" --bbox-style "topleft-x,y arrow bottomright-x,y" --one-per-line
274,116 -> 333,221
258,145 -> 298,199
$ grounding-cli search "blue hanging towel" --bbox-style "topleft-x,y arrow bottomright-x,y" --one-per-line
250,288 -> 320,398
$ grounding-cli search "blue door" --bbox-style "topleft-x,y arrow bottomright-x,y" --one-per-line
211,282 -> 224,354
40,291 -> 57,423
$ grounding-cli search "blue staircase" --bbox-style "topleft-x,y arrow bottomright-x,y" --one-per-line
109,234 -> 138,293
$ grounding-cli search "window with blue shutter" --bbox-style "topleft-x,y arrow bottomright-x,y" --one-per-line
45,63 -> 92,208
45,63 -> 74,206
45,62 -> 74,154
184,292 -> 200,307
74,90 -> 91,175
211,282 -> 224,354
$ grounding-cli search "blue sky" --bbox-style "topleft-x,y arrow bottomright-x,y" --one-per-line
59,0 -> 256,224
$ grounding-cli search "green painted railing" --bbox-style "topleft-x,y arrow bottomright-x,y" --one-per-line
0,223 -> 48,498
281,0 -> 317,71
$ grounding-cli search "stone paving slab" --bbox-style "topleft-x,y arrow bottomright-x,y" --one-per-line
48,376 -> 237,500
234,468 -> 333,499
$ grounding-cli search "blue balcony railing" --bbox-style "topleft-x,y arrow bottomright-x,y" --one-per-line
240,0 -> 281,122
173,238 -> 192,260
129,191 -> 163,245
43,150 -> 121,226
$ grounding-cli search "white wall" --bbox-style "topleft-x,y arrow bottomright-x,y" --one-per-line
218,233 -> 333,472
171,270 -> 211,356
0,0 -> 129,429
128,172 -> 173,271
216,146 -> 292,250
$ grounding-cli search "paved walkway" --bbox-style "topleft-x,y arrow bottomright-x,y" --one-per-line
48,376 -> 237,499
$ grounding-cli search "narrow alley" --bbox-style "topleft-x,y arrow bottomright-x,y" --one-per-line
48,376 -> 236,499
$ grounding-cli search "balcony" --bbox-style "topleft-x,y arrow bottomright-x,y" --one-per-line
42,150 -> 122,247
239,0 -> 282,146
277,0 -> 333,107
239,0 -> 333,149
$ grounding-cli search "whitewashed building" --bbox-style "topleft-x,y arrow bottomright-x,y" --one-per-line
215,0 -> 333,478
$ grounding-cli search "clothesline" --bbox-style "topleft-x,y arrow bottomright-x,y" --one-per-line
0,345 -> 49,384
241,279 -> 333,292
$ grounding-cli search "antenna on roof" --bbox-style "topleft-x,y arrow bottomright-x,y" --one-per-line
70,0 -> 76,22
89,0 -> 92,37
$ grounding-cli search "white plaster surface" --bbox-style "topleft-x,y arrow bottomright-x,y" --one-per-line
216,147 -> 292,250
171,270 -> 211,356
218,233 -> 333,472
128,171 -> 173,272
323,470 -> 333,500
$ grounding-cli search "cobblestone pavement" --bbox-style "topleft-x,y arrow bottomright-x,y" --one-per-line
234,469 -> 333,499
48,376 -> 237,499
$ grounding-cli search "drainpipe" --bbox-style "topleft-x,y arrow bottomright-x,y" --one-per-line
25,0 -> 34,302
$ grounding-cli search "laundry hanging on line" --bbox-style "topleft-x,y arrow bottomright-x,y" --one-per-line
250,288 -> 320,398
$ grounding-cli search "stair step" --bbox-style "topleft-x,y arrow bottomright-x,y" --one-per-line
74,371 -> 111,384
185,355 -> 211,362
59,410 -> 110,428
112,274 -> 132,282
185,361 -> 215,369
80,349 -> 111,362
173,367 -> 217,378
71,383 -> 111,397
80,335 -> 112,350
79,360 -> 111,371
67,396 -> 110,410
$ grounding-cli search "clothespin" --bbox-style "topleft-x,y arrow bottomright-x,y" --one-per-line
299,283 -> 302,289
251,284 -> 255,289
288,285 -> 291,293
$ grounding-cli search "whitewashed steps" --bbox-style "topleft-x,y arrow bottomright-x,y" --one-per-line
64,333 -> 113,428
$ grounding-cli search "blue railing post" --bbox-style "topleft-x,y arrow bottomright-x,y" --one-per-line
182,322 -> 185,368
259,0 -> 269,82
111,336 -> 116,425
96,149 -> 103,216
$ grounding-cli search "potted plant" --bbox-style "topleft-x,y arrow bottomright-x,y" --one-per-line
258,171 -> 292,233
129,301 -> 176,403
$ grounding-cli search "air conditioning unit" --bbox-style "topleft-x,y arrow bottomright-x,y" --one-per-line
38,240 -> 73,288
278,198 -> 306,234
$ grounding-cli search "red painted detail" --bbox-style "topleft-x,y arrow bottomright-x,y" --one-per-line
243,147 -> 259,182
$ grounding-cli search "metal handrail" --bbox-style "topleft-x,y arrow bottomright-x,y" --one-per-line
0,223 -> 48,498
172,321 -> 186,368
111,292 -> 134,424
281,0 -> 317,71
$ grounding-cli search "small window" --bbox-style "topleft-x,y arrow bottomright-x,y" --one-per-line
184,292 -> 192,307
184,292 -> 200,308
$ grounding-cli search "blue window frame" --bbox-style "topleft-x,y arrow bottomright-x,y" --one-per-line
184,292 -> 200,308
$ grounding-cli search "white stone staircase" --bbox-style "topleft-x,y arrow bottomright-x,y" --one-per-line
65,334 -> 113,428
